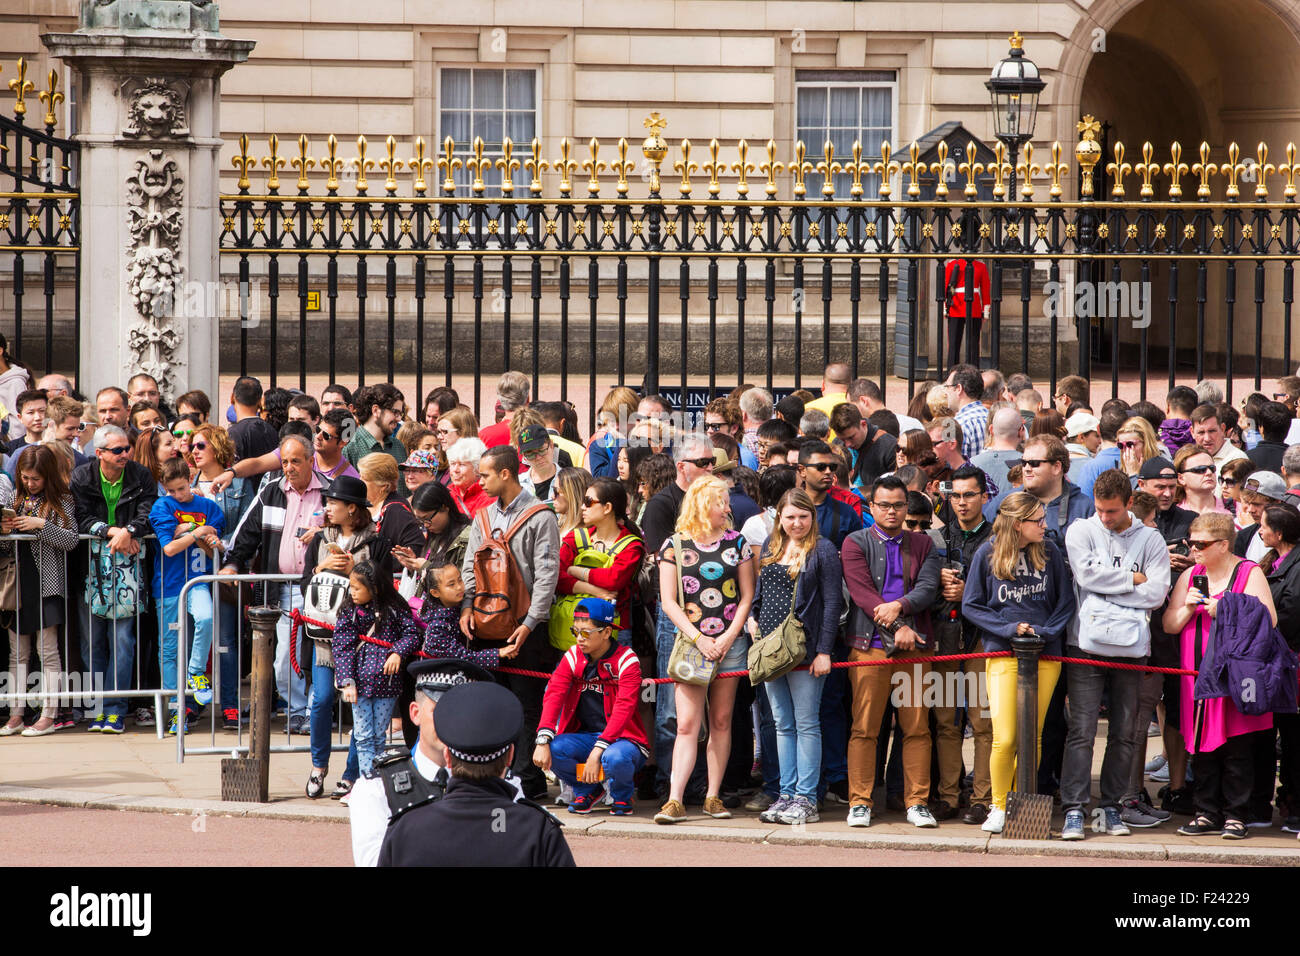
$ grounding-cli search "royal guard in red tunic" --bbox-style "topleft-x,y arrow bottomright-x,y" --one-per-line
944,258 -> 991,367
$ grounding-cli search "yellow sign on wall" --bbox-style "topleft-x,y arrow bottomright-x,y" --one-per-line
305,290 -> 320,311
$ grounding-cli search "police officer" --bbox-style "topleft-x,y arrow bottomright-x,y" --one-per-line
350,658 -> 522,866
378,681 -> 575,867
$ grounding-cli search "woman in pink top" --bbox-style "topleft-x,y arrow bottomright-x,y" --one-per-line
1174,446 -> 1233,516
1163,512 -> 1278,839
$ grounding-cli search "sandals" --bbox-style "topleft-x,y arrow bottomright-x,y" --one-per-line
1221,819 -> 1248,840
330,779 -> 353,800
306,770 -> 327,799
1177,814 -> 1222,836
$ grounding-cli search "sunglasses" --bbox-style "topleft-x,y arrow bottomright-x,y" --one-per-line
1014,458 -> 1053,469
1188,539 -> 1225,550
904,518 -> 928,529
683,457 -> 715,469
1221,477 -> 1239,487
173,428 -> 195,438
104,446 -> 130,456
570,625 -> 608,639
704,421 -> 726,433
1116,441 -> 1141,451
1179,464 -> 1216,475
190,441 -> 209,452
316,427 -> 340,440
523,447 -> 551,460
581,495 -> 603,508
77,422 -> 89,432
803,462 -> 836,472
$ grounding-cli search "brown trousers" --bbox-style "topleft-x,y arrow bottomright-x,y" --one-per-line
847,645 -> 933,808
931,641 -> 993,806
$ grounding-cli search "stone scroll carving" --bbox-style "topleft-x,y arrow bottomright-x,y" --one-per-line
125,148 -> 184,393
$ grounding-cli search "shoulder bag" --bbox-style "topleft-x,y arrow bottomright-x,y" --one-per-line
666,534 -> 717,686
747,564 -> 805,685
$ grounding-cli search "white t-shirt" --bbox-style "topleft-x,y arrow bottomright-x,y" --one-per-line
741,509 -> 775,554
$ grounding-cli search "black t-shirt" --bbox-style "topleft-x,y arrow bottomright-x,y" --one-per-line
576,647 -> 616,734
1248,441 -> 1287,476
532,475 -> 555,501
229,417 -> 281,463
853,427 -> 899,488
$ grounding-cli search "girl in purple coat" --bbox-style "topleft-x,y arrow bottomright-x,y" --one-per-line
332,560 -> 422,774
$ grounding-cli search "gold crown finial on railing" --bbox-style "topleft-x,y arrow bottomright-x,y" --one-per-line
704,139 -> 724,197
1164,142 -> 1188,199
902,141 -> 924,199
1106,142 -> 1131,197
1254,142 -> 1276,200
408,136 -> 432,194
641,112 -> 668,194
468,136 -> 491,194
1222,142 -> 1245,199
874,140 -> 900,198
613,137 -> 634,196
321,134 -> 343,192
959,141 -> 984,200
262,134 -> 285,192
930,141 -> 953,200
1285,143 -> 1299,200
732,140 -> 755,197
8,57 -> 33,119
1009,30 -> 1024,50
790,140 -> 813,198
850,141 -> 865,198
1075,114 -> 1102,198
674,139 -> 698,197
1016,142 -> 1040,199
817,140 -> 841,198
1137,142 -> 1159,199
381,135 -> 403,193
760,140 -> 783,197
525,138 -> 547,195
233,133 -> 254,191
293,134 -> 315,191
497,138 -> 520,195
352,136 -> 373,194
583,137 -> 606,196
1192,142 -> 1216,199
990,141 -> 1008,199
554,137 -> 577,195
438,136 -> 461,194
38,69 -> 62,131
1045,142 -> 1068,199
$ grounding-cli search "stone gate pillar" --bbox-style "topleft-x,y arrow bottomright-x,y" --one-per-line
42,1 -> 253,403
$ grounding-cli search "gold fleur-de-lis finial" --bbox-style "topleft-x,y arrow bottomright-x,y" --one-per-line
849,141 -> 865,198
1016,142 -> 1041,199
1192,142 -> 1217,199
321,134 -> 343,192
1137,142 -> 1160,199
1045,142 -> 1068,199
582,137 -> 606,196
381,135 -> 403,193
759,140 -> 784,197
232,133 -> 254,191
990,142 -> 1008,199
959,140 -> 984,200
731,139 -> 755,198
816,140 -> 842,198
790,140 -> 814,198
901,141 -> 925,198
38,69 -> 63,130
553,137 -> 577,195
262,134 -> 286,192
468,136 -> 491,194
930,141 -> 954,199
293,134 -> 316,191
352,135 -> 374,193
1284,143 -> 1300,201
703,139 -> 724,197
408,136 -> 433,194
873,140 -> 900,198
1253,142 -> 1276,199
674,139 -> 699,197
1075,114 -> 1103,197
1106,141 -> 1131,197
613,137 -> 634,196
525,138 -> 548,195
8,58 -> 33,119
1164,142 -> 1188,200
1221,142 -> 1246,199
496,138 -> 520,195
437,136 -> 462,194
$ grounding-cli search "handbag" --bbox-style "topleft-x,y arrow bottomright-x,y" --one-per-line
0,556 -> 15,612
747,566 -> 806,685
665,534 -> 717,687
304,570 -> 350,640
85,537 -> 142,620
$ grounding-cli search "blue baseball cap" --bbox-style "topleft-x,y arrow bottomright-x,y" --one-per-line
574,597 -> 616,628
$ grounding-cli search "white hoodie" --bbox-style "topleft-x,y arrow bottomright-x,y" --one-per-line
1064,511 -> 1171,658
0,365 -> 30,440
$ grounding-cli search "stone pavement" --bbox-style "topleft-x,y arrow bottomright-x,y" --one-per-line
1,716 -> 1296,865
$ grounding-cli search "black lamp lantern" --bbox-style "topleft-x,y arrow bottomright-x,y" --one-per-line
986,31 -> 1045,149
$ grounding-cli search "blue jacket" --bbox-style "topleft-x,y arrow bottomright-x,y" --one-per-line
1073,446 -> 1122,498
751,537 -> 843,662
816,494 -> 864,549
961,538 -> 1076,655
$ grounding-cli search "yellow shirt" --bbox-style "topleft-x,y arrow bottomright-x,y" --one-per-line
803,390 -> 849,440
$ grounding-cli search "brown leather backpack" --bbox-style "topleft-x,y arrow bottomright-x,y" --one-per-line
470,503 -> 551,641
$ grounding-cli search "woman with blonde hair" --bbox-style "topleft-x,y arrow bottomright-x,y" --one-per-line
357,452 -> 425,552
961,491 -> 1076,834
587,385 -> 641,478
745,488 -> 842,824
654,475 -> 756,825
1116,416 -> 1161,478
926,384 -> 951,420
551,466 -> 593,538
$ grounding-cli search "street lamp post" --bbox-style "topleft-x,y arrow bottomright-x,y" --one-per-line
986,31 -> 1046,212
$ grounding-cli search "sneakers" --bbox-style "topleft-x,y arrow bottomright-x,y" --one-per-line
554,783 -> 575,807
1160,785 -> 1195,815
929,799 -> 958,821
760,796 -> 793,824
982,807 -> 1006,833
567,791 -> 601,815
187,674 -> 214,707
823,780 -> 850,805
1148,720 -> 1162,737
1062,808 -> 1086,840
1281,816 -> 1300,834
1178,814 -> 1222,836
702,795 -> 731,819
1144,753 -> 1167,775
846,805 -> 872,827
134,707 -> 155,728
165,713 -> 188,736
87,714 -> 106,732
1133,793 -> 1172,822
609,799 -> 633,816
100,715 -> 125,734
1120,800 -> 1164,829
906,804 -> 938,828
744,791 -> 775,814
778,795 -> 819,825
962,803 -> 990,826
222,708 -> 239,731
1103,806 -> 1131,836
287,715 -> 310,735
654,799 -> 687,824
1148,762 -> 1170,783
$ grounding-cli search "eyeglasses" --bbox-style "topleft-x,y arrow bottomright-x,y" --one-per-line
1021,515 -> 1048,527
904,518 -> 928,529
802,462 -> 835,472
190,441 -> 209,452
581,495 -> 603,508
414,511 -> 439,527
522,447 -> 550,461
1179,464 -> 1216,475
104,446 -> 130,456
872,500 -> 907,511
683,457 -> 715,469
1188,539 -> 1225,550
1116,440 -> 1141,452
1015,458 -> 1053,469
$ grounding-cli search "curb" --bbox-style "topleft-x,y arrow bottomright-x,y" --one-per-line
1,784 -> 1297,864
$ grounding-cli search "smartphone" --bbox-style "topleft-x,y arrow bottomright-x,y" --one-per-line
326,541 -> 345,554
1192,573 -> 1209,600
575,762 -> 606,782
1,507 -> 15,521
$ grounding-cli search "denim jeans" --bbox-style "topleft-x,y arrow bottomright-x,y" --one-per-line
818,644 -> 850,794
764,669 -> 827,799
272,583 -> 309,719
351,695 -> 396,776
755,689 -> 780,798
653,606 -> 707,796
308,644 -> 360,781
549,733 -> 646,803
157,585 -> 214,711
1060,649 -> 1143,812
85,615 -> 136,718
213,597 -> 242,713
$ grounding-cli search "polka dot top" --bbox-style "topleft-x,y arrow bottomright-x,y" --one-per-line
757,561 -> 798,637
659,530 -> 753,638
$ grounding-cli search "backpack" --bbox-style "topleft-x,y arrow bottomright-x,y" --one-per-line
470,503 -> 551,642
547,528 -> 640,651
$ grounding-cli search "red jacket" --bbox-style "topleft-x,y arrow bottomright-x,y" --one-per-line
537,644 -> 649,750
944,260 -> 990,318
450,480 -> 494,518
478,420 -> 512,450
829,485 -> 865,520
556,525 -> 645,631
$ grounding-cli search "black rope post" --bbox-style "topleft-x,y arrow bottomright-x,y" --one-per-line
1002,630 -> 1052,839
221,605 -> 278,802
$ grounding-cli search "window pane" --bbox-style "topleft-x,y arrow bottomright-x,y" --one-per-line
828,87 -> 859,129
830,129 -> 856,161
474,110 -> 503,148
506,111 -> 535,143
796,87 -> 826,126
473,69 -> 504,109
441,69 -> 471,108
506,70 -> 535,110
441,109 -> 471,144
863,87 -> 891,131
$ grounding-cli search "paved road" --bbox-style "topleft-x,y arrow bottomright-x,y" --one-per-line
0,803 -> 1219,867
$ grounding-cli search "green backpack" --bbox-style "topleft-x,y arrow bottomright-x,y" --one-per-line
547,528 -> 639,650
